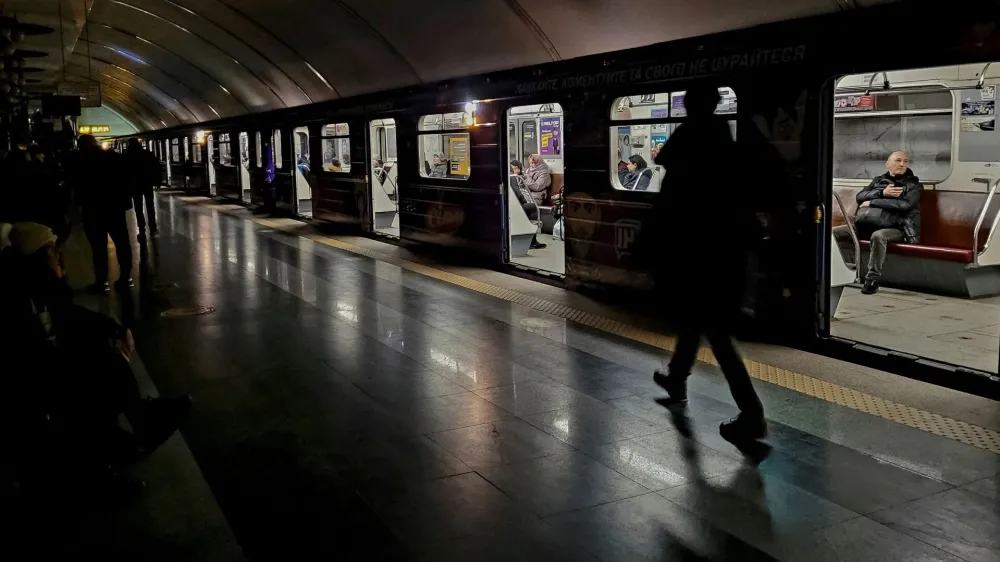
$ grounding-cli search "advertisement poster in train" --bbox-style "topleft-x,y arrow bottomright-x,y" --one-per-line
833,94 -> 873,113
651,129 -> 668,161
448,136 -> 469,176
960,100 -> 996,133
539,117 -> 561,156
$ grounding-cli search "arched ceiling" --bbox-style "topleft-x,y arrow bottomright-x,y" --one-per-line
6,0 -> 896,131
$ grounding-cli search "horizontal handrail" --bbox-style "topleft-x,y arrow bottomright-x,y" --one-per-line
972,178 -> 999,264
832,190 -> 861,283
976,178 -> 1000,260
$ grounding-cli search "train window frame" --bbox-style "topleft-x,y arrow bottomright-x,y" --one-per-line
193,139 -> 202,164
417,112 -> 471,181
273,129 -> 283,169
608,87 -> 737,192
832,84 -> 955,184
183,137 -> 190,163
219,133 -> 233,167
255,132 -> 262,168
320,123 -> 352,173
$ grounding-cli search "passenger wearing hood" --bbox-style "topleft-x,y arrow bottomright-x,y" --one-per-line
522,154 -> 551,205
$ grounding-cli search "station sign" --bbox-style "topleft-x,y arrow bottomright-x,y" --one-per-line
79,125 -> 111,134
56,81 -> 102,108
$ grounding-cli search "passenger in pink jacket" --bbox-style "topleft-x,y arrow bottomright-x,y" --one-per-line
522,154 -> 551,205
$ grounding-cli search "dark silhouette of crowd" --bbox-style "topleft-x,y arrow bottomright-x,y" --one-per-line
0,133 -> 188,502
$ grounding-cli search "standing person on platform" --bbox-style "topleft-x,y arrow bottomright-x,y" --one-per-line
124,138 -> 160,238
71,135 -> 134,293
649,83 -> 767,444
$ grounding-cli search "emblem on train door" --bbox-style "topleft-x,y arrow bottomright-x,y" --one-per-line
614,219 -> 641,260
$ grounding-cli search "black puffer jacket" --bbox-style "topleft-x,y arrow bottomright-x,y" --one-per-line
856,169 -> 921,243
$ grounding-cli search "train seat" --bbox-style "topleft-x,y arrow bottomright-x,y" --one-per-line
833,184 -> 1000,296
538,174 -> 565,234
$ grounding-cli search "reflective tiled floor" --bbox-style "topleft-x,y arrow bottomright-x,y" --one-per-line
63,194 -> 1000,560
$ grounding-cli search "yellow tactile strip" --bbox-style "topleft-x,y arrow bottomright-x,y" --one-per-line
199,204 -> 1000,455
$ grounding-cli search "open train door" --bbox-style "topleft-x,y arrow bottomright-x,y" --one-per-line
368,118 -> 399,237
292,126 -> 313,216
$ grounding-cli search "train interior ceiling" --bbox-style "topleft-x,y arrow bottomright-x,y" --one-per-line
829,60 -> 1000,374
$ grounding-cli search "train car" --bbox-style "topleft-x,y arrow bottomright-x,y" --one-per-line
116,0 -> 1000,393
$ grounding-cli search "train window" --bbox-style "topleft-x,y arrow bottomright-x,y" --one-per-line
255,133 -> 262,168
183,137 -> 190,162
273,130 -> 283,169
609,87 -> 737,192
171,138 -> 180,163
833,87 -> 954,182
320,123 -> 351,173
219,133 -> 233,166
193,140 -> 202,164
418,112 -> 470,180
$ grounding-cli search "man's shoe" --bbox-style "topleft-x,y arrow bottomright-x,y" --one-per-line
530,241 -> 547,249
719,415 -> 768,443
87,282 -> 110,294
861,278 -> 879,295
114,277 -> 135,290
653,369 -> 688,405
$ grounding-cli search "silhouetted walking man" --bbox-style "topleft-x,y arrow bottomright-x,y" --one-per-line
124,138 -> 160,238
650,83 -> 767,443
72,134 -> 134,293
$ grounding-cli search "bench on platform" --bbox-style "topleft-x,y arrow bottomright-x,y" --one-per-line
833,182 -> 1000,297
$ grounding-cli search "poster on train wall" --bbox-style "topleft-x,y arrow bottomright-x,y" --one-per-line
448,136 -> 469,176
961,100 -> 996,133
651,134 -> 668,160
833,94 -> 874,112
539,117 -> 561,156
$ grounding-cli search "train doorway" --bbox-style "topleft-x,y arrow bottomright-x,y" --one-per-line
368,118 -> 399,237
505,104 -> 565,275
238,131 -> 251,204
293,126 -> 313,217
207,134 -> 217,196
827,62 -> 1000,375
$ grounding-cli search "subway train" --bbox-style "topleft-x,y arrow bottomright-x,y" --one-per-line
114,0 -> 1000,395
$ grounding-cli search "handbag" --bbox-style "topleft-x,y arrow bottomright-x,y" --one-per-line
854,205 -> 895,230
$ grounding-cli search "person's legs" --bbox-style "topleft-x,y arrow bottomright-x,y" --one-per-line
704,329 -> 764,419
864,228 -> 903,293
831,225 -> 856,263
106,212 -> 133,285
143,185 -> 158,233
83,208 -> 109,287
132,193 -> 147,235
654,327 -> 701,402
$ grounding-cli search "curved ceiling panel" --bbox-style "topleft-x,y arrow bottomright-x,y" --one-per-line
90,0 -> 282,110
67,54 -> 201,123
82,25 -> 246,114
167,0 -> 337,100
120,0 -> 315,106
101,97 -> 149,131
218,0 -> 422,97
343,0 -> 556,81
65,62 -> 183,126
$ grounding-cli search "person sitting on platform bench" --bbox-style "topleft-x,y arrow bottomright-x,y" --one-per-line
834,151 -> 921,295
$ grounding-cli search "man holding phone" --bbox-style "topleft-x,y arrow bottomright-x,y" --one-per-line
834,151 -> 921,295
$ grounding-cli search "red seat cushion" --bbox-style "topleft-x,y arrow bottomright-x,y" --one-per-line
857,240 -> 975,263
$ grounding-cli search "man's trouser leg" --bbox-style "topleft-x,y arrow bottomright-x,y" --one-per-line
704,330 -> 764,419
143,185 -> 158,233
867,228 -> 903,281
132,193 -> 147,234
832,225 -> 856,264
83,208 -> 109,284
106,212 -> 133,282
667,328 -> 701,377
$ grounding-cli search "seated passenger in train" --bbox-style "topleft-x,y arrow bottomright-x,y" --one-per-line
429,153 -> 448,178
618,154 -> 653,191
511,160 -> 546,250
521,154 -> 551,205
373,158 -> 387,183
834,150 -> 921,295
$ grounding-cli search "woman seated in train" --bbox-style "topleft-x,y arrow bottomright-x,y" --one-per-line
510,160 -> 546,250
429,153 -> 448,178
618,154 -> 652,191
521,154 -> 551,205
